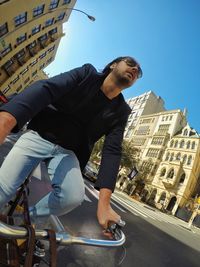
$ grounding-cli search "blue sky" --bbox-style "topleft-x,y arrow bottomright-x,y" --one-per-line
45,0 -> 200,132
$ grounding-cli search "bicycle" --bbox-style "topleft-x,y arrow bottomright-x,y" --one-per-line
0,166 -> 126,267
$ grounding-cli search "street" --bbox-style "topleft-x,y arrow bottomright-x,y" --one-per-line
1,135 -> 200,267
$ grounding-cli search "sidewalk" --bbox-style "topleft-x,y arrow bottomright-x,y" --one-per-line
113,189 -> 200,235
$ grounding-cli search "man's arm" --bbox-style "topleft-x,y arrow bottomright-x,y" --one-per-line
97,188 -> 120,229
0,112 -> 17,144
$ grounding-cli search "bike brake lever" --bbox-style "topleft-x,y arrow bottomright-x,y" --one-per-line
107,219 -> 126,240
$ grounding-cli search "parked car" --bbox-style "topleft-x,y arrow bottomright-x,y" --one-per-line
82,162 -> 98,182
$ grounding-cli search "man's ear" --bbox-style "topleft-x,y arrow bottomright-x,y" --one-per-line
110,62 -> 117,70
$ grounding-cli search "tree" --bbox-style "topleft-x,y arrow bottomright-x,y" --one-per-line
90,137 -> 139,172
90,136 -> 105,163
120,139 -> 139,173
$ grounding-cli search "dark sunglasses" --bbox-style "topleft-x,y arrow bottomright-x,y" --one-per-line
122,59 -> 143,79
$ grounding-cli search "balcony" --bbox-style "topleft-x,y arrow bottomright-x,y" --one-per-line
162,178 -> 175,188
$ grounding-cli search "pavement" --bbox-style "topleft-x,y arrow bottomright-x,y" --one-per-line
113,189 -> 200,235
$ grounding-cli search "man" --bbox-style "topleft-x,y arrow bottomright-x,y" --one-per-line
0,56 -> 142,231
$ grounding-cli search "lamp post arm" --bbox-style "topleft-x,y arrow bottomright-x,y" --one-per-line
66,7 -> 95,21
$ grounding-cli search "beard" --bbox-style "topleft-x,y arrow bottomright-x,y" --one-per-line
114,71 -> 133,88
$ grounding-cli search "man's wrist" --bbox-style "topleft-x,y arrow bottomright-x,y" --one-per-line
98,188 -> 112,207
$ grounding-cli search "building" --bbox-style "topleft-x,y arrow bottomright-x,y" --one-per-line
124,91 -> 165,139
118,103 -> 200,216
0,0 -> 76,101
151,123 -> 200,215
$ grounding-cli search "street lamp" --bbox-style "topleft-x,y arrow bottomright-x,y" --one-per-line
66,8 -> 95,21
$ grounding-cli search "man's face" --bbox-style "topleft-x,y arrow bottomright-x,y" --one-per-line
110,59 -> 141,88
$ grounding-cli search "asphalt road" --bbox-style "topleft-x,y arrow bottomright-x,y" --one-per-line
1,134 -> 200,267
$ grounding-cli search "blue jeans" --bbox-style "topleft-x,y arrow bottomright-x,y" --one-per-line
0,130 -> 85,216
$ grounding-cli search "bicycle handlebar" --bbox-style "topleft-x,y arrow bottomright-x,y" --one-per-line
0,220 -> 125,247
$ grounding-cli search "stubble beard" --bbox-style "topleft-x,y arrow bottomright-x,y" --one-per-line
115,71 -> 132,88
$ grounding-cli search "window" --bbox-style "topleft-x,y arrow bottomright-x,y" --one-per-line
187,155 -> 192,165
167,169 -> 174,179
183,129 -> 188,136
157,124 -> 170,134
174,140 -> 178,148
63,0 -> 71,4
146,148 -> 159,158
49,0 -> 59,10
179,140 -> 185,148
160,168 -> 166,177
49,28 -> 57,35
0,22 -> 8,37
16,85 -> 22,92
2,59 -> 14,76
0,43 -> 12,57
30,59 -> 37,66
165,152 -> 170,161
2,85 -> 10,94
45,18 -> 54,27
169,153 -> 174,162
135,125 -> 150,135
179,173 -> 186,184
46,57 -> 53,64
20,67 -> 29,75
170,140 -> 174,147
186,141 -> 190,149
191,142 -> 195,149
33,4 -> 44,17
182,155 -> 187,164
15,49 -> 25,59
38,34 -> 48,42
12,76 -> 19,84
14,12 -> 27,27
3,59 -> 14,69
24,77 -> 30,84
48,45 -> 55,53
32,25 -> 41,35
16,33 -> 27,45
57,12 -> 65,21
32,70 -> 37,77
39,63 -> 45,70
176,153 -> 181,161
39,52 -> 46,59
27,41 -> 37,49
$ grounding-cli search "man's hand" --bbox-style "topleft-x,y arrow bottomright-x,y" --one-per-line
97,188 -> 121,232
0,112 -> 17,144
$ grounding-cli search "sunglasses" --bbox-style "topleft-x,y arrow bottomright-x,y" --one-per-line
122,59 -> 143,79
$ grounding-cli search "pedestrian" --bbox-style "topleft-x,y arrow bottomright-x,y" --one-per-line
0,56 -> 142,231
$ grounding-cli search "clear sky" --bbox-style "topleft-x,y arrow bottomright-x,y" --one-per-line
45,0 -> 200,133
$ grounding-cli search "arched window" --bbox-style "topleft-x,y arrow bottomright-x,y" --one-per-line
159,192 -> 166,203
187,155 -> 192,165
179,173 -> 186,184
186,141 -> 190,149
182,155 -> 187,164
183,129 -> 188,136
174,141 -> 178,148
180,140 -> 185,148
167,169 -> 174,179
169,153 -> 174,162
176,153 -> 181,161
191,142 -> 195,149
160,168 -> 166,177
165,152 -> 170,161
170,140 -> 174,147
